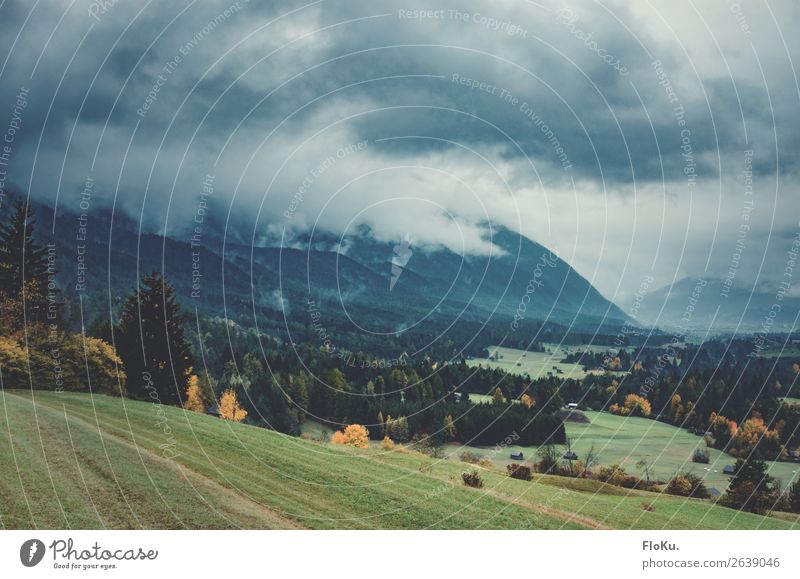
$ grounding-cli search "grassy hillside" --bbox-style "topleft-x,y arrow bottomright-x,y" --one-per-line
0,390 -> 794,530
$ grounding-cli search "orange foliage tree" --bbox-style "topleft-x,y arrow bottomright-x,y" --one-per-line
331,424 -> 370,448
611,394 -> 651,417
728,415 -> 782,459
219,388 -> 247,422
184,375 -> 205,413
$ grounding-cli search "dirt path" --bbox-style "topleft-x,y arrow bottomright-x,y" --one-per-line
8,392 -> 304,529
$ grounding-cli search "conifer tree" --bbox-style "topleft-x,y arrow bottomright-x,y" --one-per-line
0,201 -> 52,322
116,273 -> 193,406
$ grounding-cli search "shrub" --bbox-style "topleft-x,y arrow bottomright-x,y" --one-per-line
462,470 -> 484,488
691,448 -> 710,464
459,451 -> 481,464
596,464 -> 627,486
506,464 -> 533,481
665,475 -> 693,497
620,475 -> 645,489
379,436 -> 395,450
665,472 -> 710,499
0,331 -> 126,395
411,433 -> 444,458
331,424 -> 370,448
536,444 -> 560,474
478,457 -> 494,468
641,502 -> 655,512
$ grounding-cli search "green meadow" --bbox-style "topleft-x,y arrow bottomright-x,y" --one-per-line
0,390 -> 795,530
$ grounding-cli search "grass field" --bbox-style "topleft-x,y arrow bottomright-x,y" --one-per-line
444,410 -> 800,491
468,345 -> 627,381
0,390 -> 795,530
755,346 -> 800,359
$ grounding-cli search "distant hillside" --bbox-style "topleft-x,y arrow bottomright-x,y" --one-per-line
639,277 -> 800,334
3,195 -> 631,355
0,391 -> 792,530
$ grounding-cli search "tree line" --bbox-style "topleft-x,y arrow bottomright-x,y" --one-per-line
0,201 -> 565,445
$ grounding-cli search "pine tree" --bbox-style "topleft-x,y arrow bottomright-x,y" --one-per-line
0,201 -> 52,322
724,457 -> 776,514
116,273 -> 193,406
392,416 -> 409,442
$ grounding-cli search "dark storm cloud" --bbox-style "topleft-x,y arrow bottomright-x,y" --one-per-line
0,0 -> 798,301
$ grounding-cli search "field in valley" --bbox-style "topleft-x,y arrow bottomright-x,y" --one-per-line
444,409 -> 799,491
0,390 -> 795,530
468,344 -> 628,381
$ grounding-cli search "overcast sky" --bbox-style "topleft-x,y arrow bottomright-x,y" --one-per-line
1,0 -> 798,307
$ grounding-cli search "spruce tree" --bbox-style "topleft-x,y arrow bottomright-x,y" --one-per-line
0,201 -> 52,322
724,457 -> 776,514
116,273 -> 194,406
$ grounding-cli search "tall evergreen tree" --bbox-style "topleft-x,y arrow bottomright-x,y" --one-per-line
723,457 -> 777,514
0,201 -> 52,322
116,273 -> 194,406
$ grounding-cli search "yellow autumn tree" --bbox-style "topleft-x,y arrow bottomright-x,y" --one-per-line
492,387 -> 505,404
623,393 -> 652,417
443,414 -> 457,441
184,375 -> 205,413
219,388 -> 247,422
331,424 -> 370,448
520,393 -> 536,409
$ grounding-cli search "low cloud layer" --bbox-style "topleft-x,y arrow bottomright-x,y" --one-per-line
0,0 -> 798,305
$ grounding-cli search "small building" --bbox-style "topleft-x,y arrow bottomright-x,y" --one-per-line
708,487 -> 722,498
510,451 -> 524,461
567,402 -> 579,409
563,451 -> 578,461
722,465 -> 736,475
206,405 -> 222,418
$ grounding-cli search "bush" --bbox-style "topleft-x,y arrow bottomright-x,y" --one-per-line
459,451 -> 481,464
620,475 -> 646,489
331,424 -> 370,448
506,464 -> 533,481
665,472 -> 710,499
536,444 -> 561,474
691,448 -> 710,464
462,470 -> 484,488
641,502 -> 655,512
379,436 -> 395,450
596,464 -> 627,486
0,331 -> 126,395
478,457 -> 494,468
